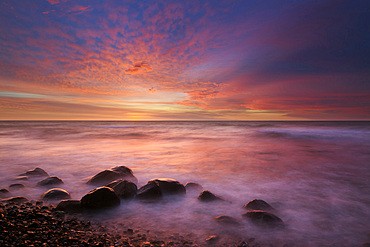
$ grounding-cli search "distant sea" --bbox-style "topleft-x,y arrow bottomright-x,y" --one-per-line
0,121 -> 369,246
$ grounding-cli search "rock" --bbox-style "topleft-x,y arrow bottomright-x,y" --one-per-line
214,215 -> 239,225
37,176 -> 64,187
205,235 -> 219,244
87,166 -> 137,185
0,188 -> 10,198
81,187 -> 120,209
148,178 -> 186,195
198,190 -> 224,202
106,179 -> 137,199
136,182 -> 162,200
14,176 -> 28,181
2,196 -> 29,204
243,199 -> 273,211
19,167 -> 48,177
9,183 -> 26,191
185,182 -> 203,192
242,210 -> 284,227
56,199 -> 83,213
41,188 -> 71,201
237,241 -> 249,247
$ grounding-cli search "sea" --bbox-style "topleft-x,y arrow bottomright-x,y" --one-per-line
0,121 -> 369,246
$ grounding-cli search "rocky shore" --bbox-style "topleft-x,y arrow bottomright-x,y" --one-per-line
0,200 -> 201,247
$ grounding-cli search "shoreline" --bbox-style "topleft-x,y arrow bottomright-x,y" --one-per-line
0,200 -> 205,247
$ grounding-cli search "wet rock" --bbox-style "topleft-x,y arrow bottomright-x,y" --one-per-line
205,235 -> 219,244
243,199 -> 273,211
87,166 -> 137,185
56,199 -> 83,213
185,182 -> 203,192
148,178 -> 186,195
214,215 -> 239,225
41,188 -> 71,201
2,196 -> 29,204
14,176 -> 28,181
19,167 -> 48,177
198,190 -> 224,202
106,179 -> 137,199
9,183 -> 26,191
81,187 -> 120,209
0,188 -> 10,198
242,210 -> 284,227
136,182 -> 162,200
37,176 -> 64,187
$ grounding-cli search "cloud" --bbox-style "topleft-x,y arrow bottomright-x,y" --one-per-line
125,61 -> 152,74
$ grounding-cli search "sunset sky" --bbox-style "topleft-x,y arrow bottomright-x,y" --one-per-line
0,0 -> 369,120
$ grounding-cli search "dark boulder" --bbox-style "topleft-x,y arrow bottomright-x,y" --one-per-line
41,188 -> 71,201
56,199 -> 83,213
106,179 -> 137,199
87,166 -> 137,185
198,190 -> 224,202
148,178 -> 186,195
2,196 -> 29,204
81,187 -> 120,209
9,183 -> 25,191
136,182 -> 162,200
214,215 -> 239,225
37,176 -> 64,187
242,210 -> 284,227
243,199 -> 273,211
19,167 -> 48,177
0,188 -> 10,198
184,182 -> 203,192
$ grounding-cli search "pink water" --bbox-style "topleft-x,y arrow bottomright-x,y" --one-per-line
0,121 -> 369,246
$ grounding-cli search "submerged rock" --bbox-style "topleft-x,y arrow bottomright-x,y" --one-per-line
41,188 -> 71,201
0,188 -> 10,198
243,199 -> 273,211
81,187 -> 120,209
198,190 -> 224,202
148,178 -> 186,195
214,215 -> 239,225
19,167 -> 48,177
242,210 -> 284,227
2,196 -> 29,204
37,176 -> 64,187
87,166 -> 137,185
185,182 -> 203,192
56,199 -> 83,213
106,179 -> 137,199
9,183 -> 25,191
136,182 -> 162,200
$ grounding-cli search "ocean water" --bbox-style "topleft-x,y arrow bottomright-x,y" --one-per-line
0,121 -> 369,246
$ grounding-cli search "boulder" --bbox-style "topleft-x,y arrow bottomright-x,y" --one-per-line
41,188 -> 71,201
0,188 -> 10,198
19,167 -> 48,177
106,179 -> 137,199
214,215 -> 239,225
205,235 -> 220,244
81,187 -> 120,209
136,182 -> 162,200
198,190 -> 224,202
184,182 -> 203,192
56,199 -> 83,213
9,183 -> 25,191
87,166 -> 137,185
148,178 -> 186,195
37,176 -> 64,187
2,196 -> 29,204
242,210 -> 284,227
243,199 -> 273,211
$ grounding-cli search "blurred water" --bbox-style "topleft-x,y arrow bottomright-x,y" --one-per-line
0,121 -> 369,246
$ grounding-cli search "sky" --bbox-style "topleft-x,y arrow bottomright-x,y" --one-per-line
0,0 -> 369,121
